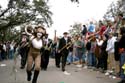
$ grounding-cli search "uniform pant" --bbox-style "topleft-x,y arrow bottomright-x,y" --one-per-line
20,47 -> 28,68
55,51 -> 61,66
41,50 -> 50,70
61,51 -> 69,71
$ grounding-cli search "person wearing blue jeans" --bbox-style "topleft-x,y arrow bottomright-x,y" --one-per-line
87,51 -> 92,66
118,27 -> 125,83
119,52 -> 125,82
67,52 -> 73,65
9,49 -> 14,59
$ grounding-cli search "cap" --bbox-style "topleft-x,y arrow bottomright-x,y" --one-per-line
63,32 -> 68,35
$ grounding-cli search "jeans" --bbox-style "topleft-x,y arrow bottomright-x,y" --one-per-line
67,52 -> 73,63
91,53 -> 96,67
120,52 -> 125,80
9,50 -> 14,59
87,51 -> 92,66
82,53 -> 86,62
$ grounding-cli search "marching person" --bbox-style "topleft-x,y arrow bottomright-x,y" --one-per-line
26,25 -> 46,83
58,32 -> 71,75
19,32 -> 29,69
55,37 -> 61,68
41,33 -> 52,71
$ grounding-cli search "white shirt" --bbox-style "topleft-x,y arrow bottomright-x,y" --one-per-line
3,44 -> 6,52
64,37 -> 68,43
106,36 -> 117,53
32,38 -> 43,49
96,39 -> 104,46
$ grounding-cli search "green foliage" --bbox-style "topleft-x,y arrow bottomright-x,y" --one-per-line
69,23 -> 82,37
0,0 -> 53,31
0,0 -> 52,41
103,0 -> 123,20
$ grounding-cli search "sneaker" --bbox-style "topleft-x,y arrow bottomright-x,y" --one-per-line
112,76 -> 116,79
109,70 -> 114,73
83,66 -> 88,69
20,66 -> 25,69
105,72 -> 110,76
109,75 -> 112,78
76,64 -> 82,68
67,63 -> 71,65
63,71 -> 71,75
56,65 -> 60,68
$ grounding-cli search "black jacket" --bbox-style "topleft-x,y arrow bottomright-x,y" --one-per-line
58,37 -> 71,53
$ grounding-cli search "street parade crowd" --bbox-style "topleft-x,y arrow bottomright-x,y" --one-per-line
0,13 -> 125,83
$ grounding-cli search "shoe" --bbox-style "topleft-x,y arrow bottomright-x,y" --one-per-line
112,76 -> 116,79
56,65 -> 60,68
32,70 -> 40,83
105,72 -> 110,76
63,71 -> 71,75
26,70 -> 32,81
43,68 -> 47,71
62,68 -> 65,72
83,66 -> 88,69
76,64 -> 82,68
20,66 -> 25,69
67,63 -> 71,65
109,70 -> 114,73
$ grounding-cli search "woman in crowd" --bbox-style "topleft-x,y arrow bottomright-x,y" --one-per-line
118,27 -> 125,83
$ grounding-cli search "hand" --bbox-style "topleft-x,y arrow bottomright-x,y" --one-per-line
58,50 -> 60,53
119,48 -> 124,53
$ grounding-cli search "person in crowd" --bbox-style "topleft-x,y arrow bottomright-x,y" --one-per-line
81,25 -> 87,36
98,21 -> 106,36
66,37 -> 73,65
72,35 -> 79,64
76,36 -> 85,67
41,34 -> 52,71
88,21 -> 96,35
103,20 -> 113,36
105,33 -> 117,77
100,35 -> 108,72
1,42 -> 7,60
19,32 -> 29,69
118,27 -> 125,83
95,35 -> 103,70
9,40 -> 15,59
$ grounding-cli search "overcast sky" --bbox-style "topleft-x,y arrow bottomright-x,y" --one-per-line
48,0 -> 117,39
0,0 -> 117,39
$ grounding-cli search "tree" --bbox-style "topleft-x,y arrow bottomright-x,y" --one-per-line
0,0 -> 53,31
0,0 -> 53,41
70,0 -> 79,3
103,0 -> 122,20
69,23 -> 82,37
